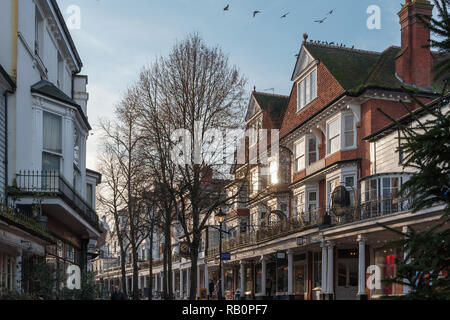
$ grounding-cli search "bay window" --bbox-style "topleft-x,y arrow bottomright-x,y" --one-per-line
326,112 -> 356,155
42,111 -> 62,179
297,70 -> 317,111
361,174 -> 412,218
294,138 -> 305,172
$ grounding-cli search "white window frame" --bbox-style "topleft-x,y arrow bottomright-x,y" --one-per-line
294,138 -> 306,172
326,112 -> 357,156
297,69 -> 317,112
306,135 -> 318,166
307,190 -> 318,212
326,116 -> 341,155
269,160 -> 279,185
42,110 -> 64,173
343,113 -> 356,149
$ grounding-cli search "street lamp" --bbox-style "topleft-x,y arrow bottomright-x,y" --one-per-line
216,209 -> 226,300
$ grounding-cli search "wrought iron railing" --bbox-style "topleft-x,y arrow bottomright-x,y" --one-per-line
207,196 -> 417,258
206,208 -> 321,258
12,171 -> 99,229
0,205 -> 52,240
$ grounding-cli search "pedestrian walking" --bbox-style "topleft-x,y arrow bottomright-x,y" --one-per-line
111,286 -> 127,300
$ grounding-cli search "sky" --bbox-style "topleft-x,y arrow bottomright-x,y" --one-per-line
55,0 -> 418,170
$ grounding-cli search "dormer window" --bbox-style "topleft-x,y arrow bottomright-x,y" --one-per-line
297,70 -> 317,111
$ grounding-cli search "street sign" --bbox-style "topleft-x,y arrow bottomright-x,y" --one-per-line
221,252 -> 231,261
276,251 -> 286,260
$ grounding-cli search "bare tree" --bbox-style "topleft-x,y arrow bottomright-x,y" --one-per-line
135,33 -> 248,299
98,90 -> 152,300
97,146 -> 128,295
135,66 -> 180,300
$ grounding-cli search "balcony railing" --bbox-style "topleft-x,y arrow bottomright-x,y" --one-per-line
12,171 -> 99,229
0,205 -> 52,241
206,196 -> 419,258
206,209 -> 321,258
330,196 -> 413,225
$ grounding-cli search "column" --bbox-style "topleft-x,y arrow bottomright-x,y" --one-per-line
357,235 -> 368,300
16,249 -> 22,292
204,264 -> 209,294
403,226 -> 411,294
144,275 -> 147,298
180,269 -> 184,299
288,250 -> 294,296
186,268 -> 190,298
197,264 -> 201,298
160,272 -> 164,293
172,270 -> 176,296
327,241 -> 334,299
261,256 -> 267,296
321,241 -> 328,298
240,262 -> 245,292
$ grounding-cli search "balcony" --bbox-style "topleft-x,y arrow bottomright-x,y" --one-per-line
206,209 -> 322,258
0,205 -> 53,242
329,195 -> 413,225
10,171 -> 100,230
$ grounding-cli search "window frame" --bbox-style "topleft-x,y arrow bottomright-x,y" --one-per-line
343,113 -> 356,149
307,136 -> 318,166
326,116 -> 341,155
297,69 -> 318,112
42,111 -> 64,173
294,138 -> 306,172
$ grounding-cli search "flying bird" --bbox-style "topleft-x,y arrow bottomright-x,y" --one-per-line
253,10 -> 261,17
224,4 -> 229,11
281,12 -> 289,19
327,9 -> 335,15
314,17 -> 327,23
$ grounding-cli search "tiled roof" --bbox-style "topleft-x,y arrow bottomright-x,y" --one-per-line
252,92 -> 289,128
303,42 -> 446,95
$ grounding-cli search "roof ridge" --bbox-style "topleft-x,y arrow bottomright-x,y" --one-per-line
305,41 -> 381,56
253,91 -> 289,99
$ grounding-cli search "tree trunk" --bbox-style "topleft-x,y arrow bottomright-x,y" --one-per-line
120,250 -> 127,296
148,229 -> 154,300
132,246 -> 139,300
163,241 -> 168,299
189,246 -> 199,300
166,223 -> 173,300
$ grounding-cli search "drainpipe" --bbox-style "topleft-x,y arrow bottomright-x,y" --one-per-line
3,90 -> 10,204
11,0 -> 18,182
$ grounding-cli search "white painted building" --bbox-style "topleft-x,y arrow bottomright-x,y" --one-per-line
0,0 -> 101,294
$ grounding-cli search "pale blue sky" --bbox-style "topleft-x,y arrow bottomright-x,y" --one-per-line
55,0 -> 417,169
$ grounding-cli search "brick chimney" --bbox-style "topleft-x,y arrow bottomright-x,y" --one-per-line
395,0 -> 434,89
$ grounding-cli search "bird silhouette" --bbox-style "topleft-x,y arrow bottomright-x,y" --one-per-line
281,12 -> 289,19
327,9 -> 334,15
224,4 -> 229,11
314,17 -> 327,23
253,10 -> 261,17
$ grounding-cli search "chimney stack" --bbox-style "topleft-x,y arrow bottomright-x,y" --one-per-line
395,0 -> 434,89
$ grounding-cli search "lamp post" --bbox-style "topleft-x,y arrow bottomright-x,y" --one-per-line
216,209 -> 226,300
